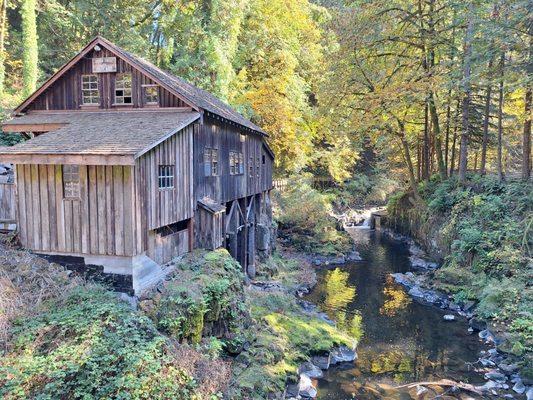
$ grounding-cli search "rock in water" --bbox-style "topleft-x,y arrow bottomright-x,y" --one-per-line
443,314 -> 455,321
298,362 -> 324,379
330,346 -> 357,364
298,374 -> 317,398
527,387 -> 533,400
512,380 -> 525,394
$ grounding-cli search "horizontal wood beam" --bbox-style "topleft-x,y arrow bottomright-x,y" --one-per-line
0,153 -> 135,165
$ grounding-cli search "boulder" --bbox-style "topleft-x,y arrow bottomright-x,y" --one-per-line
512,380 -> 525,394
484,371 -> 507,383
469,317 -> 487,332
330,346 -> 357,364
526,387 -> 533,400
298,374 -> 317,398
257,223 -> 271,251
311,354 -> 331,370
298,362 -> 324,379
443,314 -> 455,321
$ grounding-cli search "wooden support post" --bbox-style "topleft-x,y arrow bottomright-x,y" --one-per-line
187,217 -> 194,252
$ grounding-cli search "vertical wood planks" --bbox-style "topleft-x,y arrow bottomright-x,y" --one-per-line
15,163 -> 136,257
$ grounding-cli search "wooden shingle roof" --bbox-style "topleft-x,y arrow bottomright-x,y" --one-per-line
99,37 -> 267,136
0,110 -> 199,165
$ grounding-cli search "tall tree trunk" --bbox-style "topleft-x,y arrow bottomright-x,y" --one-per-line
480,57 -> 494,175
522,31 -> 532,180
423,99 -> 430,180
21,0 -> 38,99
444,90 -> 452,173
428,93 -> 447,179
458,2 -> 474,183
0,0 -> 7,96
449,101 -> 461,176
427,0 -> 446,180
396,121 -> 421,201
521,88 -> 531,180
497,52 -> 505,182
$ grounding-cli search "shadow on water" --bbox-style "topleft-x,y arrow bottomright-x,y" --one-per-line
305,228 -> 487,399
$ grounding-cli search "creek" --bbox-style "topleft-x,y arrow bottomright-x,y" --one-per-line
305,226 -> 488,399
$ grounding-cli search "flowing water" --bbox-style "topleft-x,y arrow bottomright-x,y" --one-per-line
305,227 -> 487,399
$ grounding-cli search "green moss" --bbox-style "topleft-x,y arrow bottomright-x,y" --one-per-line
143,249 -> 248,346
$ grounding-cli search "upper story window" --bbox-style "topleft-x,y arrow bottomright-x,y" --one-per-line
158,165 -> 174,189
230,151 -> 244,175
204,148 -> 218,176
81,75 -> 99,105
262,154 -> 266,165
63,165 -> 80,199
115,73 -> 133,105
144,85 -> 159,105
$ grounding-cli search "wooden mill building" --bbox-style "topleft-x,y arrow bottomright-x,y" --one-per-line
0,37 -> 274,294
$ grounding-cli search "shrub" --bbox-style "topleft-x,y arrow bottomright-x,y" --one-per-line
0,287 -> 202,400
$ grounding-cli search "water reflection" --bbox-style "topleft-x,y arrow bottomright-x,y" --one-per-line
313,268 -> 363,341
379,276 -> 411,317
305,230 -> 486,400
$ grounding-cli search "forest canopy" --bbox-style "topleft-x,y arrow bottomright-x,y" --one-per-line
0,0 -> 531,182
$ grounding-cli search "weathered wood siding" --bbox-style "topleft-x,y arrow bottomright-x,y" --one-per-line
25,46 -> 189,112
196,207 -> 224,250
15,164 -> 135,256
194,116 -> 273,204
0,183 -> 15,222
134,124 -> 194,253
147,229 -> 189,265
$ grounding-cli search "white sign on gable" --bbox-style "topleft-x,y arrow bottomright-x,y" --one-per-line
92,57 -> 117,73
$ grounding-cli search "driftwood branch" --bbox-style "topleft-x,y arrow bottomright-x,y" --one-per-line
395,379 -> 483,395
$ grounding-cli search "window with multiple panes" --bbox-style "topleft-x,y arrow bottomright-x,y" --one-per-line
81,75 -> 99,105
63,165 -> 80,199
249,157 -> 254,177
229,151 -> 244,175
115,73 -> 133,104
203,148 -> 218,176
144,85 -> 159,105
158,165 -> 174,189
256,157 -> 260,178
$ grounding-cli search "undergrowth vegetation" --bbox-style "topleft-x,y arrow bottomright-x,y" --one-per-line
228,254 -> 357,398
388,174 -> 532,375
273,175 -> 352,256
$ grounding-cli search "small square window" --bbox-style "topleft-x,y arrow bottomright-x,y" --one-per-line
63,165 -> 80,199
158,165 -> 174,189
115,73 -> 133,105
144,85 -> 159,105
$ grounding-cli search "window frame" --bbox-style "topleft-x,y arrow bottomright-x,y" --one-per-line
229,151 -> 244,176
143,84 -> 159,106
114,73 -> 133,105
81,74 -> 100,106
158,165 -> 175,190
203,148 -> 219,177
63,165 -> 81,199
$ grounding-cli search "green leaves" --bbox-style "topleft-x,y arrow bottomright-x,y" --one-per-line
0,287 -> 199,400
